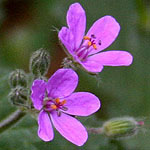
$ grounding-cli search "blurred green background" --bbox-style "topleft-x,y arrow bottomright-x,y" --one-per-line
0,0 -> 150,149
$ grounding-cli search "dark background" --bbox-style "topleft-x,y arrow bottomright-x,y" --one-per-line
0,0 -> 150,149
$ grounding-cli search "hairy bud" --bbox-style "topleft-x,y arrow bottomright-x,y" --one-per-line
29,48 -> 50,77
102,117 -> 144,138
9,69 -> 27,88
8,86 -> 28,106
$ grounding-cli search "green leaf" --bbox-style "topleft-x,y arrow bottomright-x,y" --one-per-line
0,69 -> 16,121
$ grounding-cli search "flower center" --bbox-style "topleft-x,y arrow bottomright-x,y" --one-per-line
43,98 -> 68,116
83,34 -> 98,50
75,34 -> 101,61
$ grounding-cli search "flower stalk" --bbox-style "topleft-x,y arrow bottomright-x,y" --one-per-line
0,109 -> 26,134
87,127 -> 102,134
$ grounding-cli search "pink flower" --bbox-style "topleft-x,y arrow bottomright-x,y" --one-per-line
31,68 -> 100,146
59,3 -> 133,73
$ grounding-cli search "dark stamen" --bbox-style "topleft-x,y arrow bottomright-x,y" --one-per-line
91,40 -> 96,44
91,34 -> 96,39
61,106 -> 68,111
98,40 -> 101,45
57,110 -> 62,117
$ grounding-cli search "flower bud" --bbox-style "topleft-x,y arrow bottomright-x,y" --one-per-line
9,69 -> 27,88
102,117 -> 143,138
29,48 -> 50,77
8,86 -> 28,106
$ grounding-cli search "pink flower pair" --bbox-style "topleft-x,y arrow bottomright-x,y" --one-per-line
31,2 -> 133,147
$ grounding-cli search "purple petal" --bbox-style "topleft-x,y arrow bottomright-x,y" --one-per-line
58,3 -> 86,54
31,80 -> 46,110
50,111 -> 88,146
38,110 -> 54,141
80,59 -> 104,73
58,27 -> 74,56
88,51 -> 133,66
47,69 -> 78,98
86,16 -> 120,55
67,3 -> 86,49
64,92 -> 100,116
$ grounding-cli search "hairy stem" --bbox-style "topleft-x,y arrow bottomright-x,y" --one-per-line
0,109 -> 26,134
87,127 -> 103,134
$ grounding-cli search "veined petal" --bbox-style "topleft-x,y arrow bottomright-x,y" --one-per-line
88,51 -> 133,66
47,69 -> 78,98
31,80 -> 46,110
81,59 -> 104,73
38,110 -> 54,141
58,27 -> 74,56
64,92 -> 100,116
50,111 -> 88,146
67,3 -> 86,50
86,16 -> 120,55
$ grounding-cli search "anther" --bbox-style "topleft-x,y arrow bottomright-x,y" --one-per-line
93,44 -> 97,50
88,41 -> 92,47
55,98 -> 60,104
83,36 -> 91,40
61,100 -> 67,105
51,104 -> 57,110
98,40 -> 101,45
91,34 -> 96,39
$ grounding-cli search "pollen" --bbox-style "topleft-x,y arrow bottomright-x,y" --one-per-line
51,104 -> 57,110
93,44 -> 97,50
61,100 -> 67,105
83,36 -> 91,40
55,98 -> 60,104
88,41 -> 92,46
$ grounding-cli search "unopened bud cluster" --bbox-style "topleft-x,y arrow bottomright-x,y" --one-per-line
29,48 -> 50,78
9,87 -> 28,106
8,48 -> 51,108
102,117 -> 144,139
8,69 -> 28,107
9,69 -> 27,88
